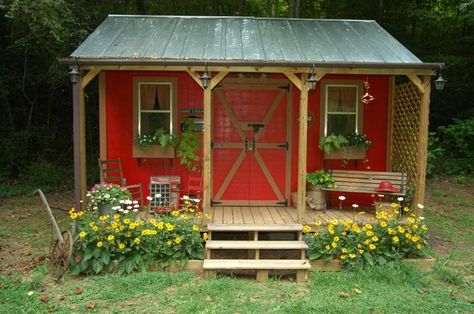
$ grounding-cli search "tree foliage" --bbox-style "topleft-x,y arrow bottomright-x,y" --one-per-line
0,0 -> 472,191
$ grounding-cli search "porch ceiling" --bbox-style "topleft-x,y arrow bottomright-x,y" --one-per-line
64,15 -> 441,71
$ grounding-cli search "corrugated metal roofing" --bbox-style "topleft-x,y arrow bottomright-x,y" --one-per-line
70,15 -> 423,65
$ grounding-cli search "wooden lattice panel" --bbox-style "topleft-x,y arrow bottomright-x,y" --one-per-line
391,82 -> 422,194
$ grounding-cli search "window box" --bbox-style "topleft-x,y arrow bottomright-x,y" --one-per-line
324,147 -> 367,160
133,143 -> 174,158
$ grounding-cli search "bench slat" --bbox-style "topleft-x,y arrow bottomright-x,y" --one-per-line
206,240 -> 308,250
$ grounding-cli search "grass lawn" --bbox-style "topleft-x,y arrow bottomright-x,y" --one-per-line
1,177 -> 473,313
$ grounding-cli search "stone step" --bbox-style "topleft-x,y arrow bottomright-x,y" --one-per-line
206,240 -> 307,250
207,223 -> 303,232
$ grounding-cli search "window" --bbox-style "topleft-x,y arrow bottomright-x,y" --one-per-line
133,77 -> 178,158
320,80 -> 363,137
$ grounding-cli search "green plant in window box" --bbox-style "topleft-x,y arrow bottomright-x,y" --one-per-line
320,133 -> 371,160
136,128 -> 179,151
306,170 -> 337,189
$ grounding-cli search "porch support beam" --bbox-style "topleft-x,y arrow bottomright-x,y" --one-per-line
77,65 -> 435,76
73,72 -> 87,210
81,68 -> 101,88
414,76 -> 431,214
407,74 -> 427,94
203,72 -> 229,213
186,70 -> 203,88
297,73 -> 309,223
284,72 -> 302,91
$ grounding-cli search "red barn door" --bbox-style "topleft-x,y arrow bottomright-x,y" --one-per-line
212,79 -> 291,206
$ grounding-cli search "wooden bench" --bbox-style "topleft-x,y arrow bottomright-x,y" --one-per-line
321,170 -> 407,205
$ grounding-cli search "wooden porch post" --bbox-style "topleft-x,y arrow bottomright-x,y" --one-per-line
414,76 -> 431,214
72,72 -> 86,210
297,74 -> 309,223
203,87 -> 212,213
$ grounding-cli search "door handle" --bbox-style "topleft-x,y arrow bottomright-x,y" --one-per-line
244,138 -> 249,152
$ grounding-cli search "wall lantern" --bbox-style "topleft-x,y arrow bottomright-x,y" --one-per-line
434,73 -> 447,91
307,65 -> 317,91
69,65 -> 80,84
200,64 -> 211,89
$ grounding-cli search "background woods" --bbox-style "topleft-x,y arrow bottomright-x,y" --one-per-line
0,0 -> 473,195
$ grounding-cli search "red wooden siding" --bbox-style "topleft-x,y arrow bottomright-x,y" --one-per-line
104,71 -> 389,205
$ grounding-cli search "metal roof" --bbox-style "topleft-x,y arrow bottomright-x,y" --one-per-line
70,15 -> 425,66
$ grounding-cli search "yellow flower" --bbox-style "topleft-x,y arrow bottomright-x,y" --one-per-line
205,214 -> 212,220
358,211 -> 366,215
123,218 -> 131,225
349,253 -> 356,259
171,210 -> 180,217
203,233 -> 208,241
92,226 -> 99,232
391,202 -> 400,208
331,242 -> 338,248
405,233 -> 412,240
407,217 -> 415,224
403,207 -> 410,212
387,228 -> 395,235
369,244 -> 376,250
303,225 -> 312,233
331,220 -> 339,225
364,239 -> 371,245
341,248 -> 347,253
397,226 -> 405,233
167,240 -> 173,246
340,255 -> 346,260
366,231 -> 375,237
313,232 -> 320,237
416,243 -> 423,249
118,243 -> 125,250
70,212 -> 78,220
129,223 -> 137,230
333,236 -> 340,242
421,225 -> 428,231
69,207 -> 75,214
175,237 -> 182,244
357,244 -> 362,248
328,228 -> 335,235
115,228 -> 120,233
180,214 -> 188,220
111,222 -> 118,228
89,222 -> 95,228
325,245 -> 331,250
79,231 -> 87,238
133,237 -> 141,245
119,225 -> 125,231
372,236 -> 379,242
96,241 -> 103,248
412,236 -> 420,242
358,249 -> 364,254
192,225 -> 199,232
157,222 -> 164,230
114,214 -> 121,220
380,221 -> 387,228
315,221 -> 322,226
108,235 -> 115,242
166,223 -> 175,231
365,223 -> 373,230
99,215 -> 109,221
392,236 -> 399,243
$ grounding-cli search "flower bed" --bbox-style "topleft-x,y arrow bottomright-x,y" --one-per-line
69,199 -> 208,275
304,205 -> 430,270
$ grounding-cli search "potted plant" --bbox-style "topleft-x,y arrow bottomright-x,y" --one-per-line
320,133 -> 371,160
177,119 -> 201,171
305,170 -> 337,210
87,183 -> 132,215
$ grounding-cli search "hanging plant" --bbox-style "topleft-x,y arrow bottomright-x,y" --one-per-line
177,119 -> 201,171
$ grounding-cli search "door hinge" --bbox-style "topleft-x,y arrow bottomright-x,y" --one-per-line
276,142 -> 289,151
211,200 -> 222,206
276,199 -> 288,206
278,84 -> 290,91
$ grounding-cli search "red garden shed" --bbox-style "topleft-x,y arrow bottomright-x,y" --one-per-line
61,15 -> 443,225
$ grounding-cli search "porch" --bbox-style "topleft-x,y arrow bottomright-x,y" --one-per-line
199,206 -> 377,229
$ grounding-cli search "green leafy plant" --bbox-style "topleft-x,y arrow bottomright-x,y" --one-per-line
346,132 -> 371,149
136,128 -> 179,151
306,170 -> 337,189
319,134 -> 349,154
304,205 -> 429,270
177,119 -> 201,171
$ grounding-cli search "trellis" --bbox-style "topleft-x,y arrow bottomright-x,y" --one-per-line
391,81 -> 422,199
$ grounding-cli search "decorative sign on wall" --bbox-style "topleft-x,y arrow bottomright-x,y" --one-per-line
361,81 -> 375,104
297,111 -> 315,126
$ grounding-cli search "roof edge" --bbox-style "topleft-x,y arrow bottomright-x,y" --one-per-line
58,57 -> 444,71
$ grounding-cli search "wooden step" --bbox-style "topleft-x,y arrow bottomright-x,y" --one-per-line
203,259 -> 311,270
206,240 -> 308,250
207,223 -> 303,232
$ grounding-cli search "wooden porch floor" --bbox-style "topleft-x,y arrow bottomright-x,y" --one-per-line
201,206 -> 377,227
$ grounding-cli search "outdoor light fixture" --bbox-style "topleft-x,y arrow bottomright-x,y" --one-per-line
69,65 -> 80,84
307,65 -> 317,91
434,73 -> 447,90
200,64 -> 211,89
